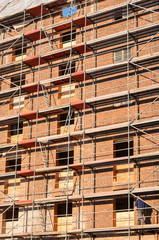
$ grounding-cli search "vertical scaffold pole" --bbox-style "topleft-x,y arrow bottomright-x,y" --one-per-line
30,4 -> 43,239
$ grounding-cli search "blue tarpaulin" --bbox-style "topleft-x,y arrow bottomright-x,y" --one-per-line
62,5 -> 77,18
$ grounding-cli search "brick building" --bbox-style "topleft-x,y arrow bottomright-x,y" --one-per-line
0,0 -> 158,239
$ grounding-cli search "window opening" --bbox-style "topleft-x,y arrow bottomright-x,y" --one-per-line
10,75 -> 25,109
62,30 -> 76,48
6,157 -> 21,172
57,203 -> 72,216
5,208 -> 19,222
113,140 -> 134,183
59,62 -> 76,99
114,11 -> 123,21
58,150 -> 74,166
115,197 -> 134,227
12,45 -> 27,61
11,123 -> 23,136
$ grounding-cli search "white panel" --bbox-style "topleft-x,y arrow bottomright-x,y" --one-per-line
116,163 -> 134,182
11,134 -> 23,143
63,40 -> 76,48
57,216 -> 72,232
13,96 -> 24,109
7,178 -> 21,200
15,54 -> 26,61
60,125 -> 75,134
59,171 -> 74,189
116,211 -> 134,227
61,83 -> 75,99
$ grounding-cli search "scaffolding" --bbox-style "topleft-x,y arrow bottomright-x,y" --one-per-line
0,0 -> 159,239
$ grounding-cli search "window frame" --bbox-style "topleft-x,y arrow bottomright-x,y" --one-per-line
114,48 -> 131,63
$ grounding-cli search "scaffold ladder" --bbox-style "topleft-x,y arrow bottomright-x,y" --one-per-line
61,170 -> 73,196
39,142 -> 48,167
41,84 -> 49,108
36,204 -> 45,232
63,111 -> 74,134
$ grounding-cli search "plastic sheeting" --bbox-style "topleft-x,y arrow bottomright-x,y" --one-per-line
0,0 -> 55,19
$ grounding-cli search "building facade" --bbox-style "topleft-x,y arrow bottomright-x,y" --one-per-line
0,0 -> 158,239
